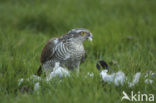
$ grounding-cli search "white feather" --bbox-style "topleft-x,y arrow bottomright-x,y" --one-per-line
100,70 -> 125,86
34,82 -> 40,91
46,62 -> 70,81
128,72 -> 141,87
53,38 -> 59,44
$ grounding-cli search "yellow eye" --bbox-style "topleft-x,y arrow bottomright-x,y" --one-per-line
81,32 -> 85,35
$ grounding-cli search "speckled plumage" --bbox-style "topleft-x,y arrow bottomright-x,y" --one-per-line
37,28 -> 93,76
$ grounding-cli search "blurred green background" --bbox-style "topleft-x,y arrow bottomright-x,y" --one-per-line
0,0 -> 156,103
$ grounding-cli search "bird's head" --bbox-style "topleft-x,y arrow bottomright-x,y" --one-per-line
66,28 -> 93,43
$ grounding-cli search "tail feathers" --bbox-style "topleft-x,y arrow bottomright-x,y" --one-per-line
37,65 -> 42,76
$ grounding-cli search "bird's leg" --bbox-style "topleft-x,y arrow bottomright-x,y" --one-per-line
73,61 -> 80,76
75,68 -> 80,76
75,68 -> 79,73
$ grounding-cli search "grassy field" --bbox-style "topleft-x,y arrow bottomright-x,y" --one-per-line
0,0 -> 156,103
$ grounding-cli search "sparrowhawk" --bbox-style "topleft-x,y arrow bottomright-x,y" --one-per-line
37,28 -> 93,76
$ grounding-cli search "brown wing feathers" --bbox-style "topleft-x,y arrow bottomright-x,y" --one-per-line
37,38 -> 58,76
40,38 -> 58,63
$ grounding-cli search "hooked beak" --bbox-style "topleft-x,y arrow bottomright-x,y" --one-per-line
88,33 -> 93,42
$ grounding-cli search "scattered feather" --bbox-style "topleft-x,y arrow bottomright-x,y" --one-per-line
128,72 -> 141,88
86,72 -> 94,78
27,75 -> 41,82
145,79 -> 153,84
34,82 -> 40,91
18,78 -> 24,86
96,60 -> 109,71
144,71 -> 155,84
100,70 -> 125,86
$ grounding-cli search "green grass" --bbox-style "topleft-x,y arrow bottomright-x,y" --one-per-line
0,0 -> 156,103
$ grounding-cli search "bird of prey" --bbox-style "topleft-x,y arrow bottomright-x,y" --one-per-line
37,28 -> 93,76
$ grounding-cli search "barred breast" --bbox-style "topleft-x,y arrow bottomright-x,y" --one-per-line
54,39 -> 85,61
